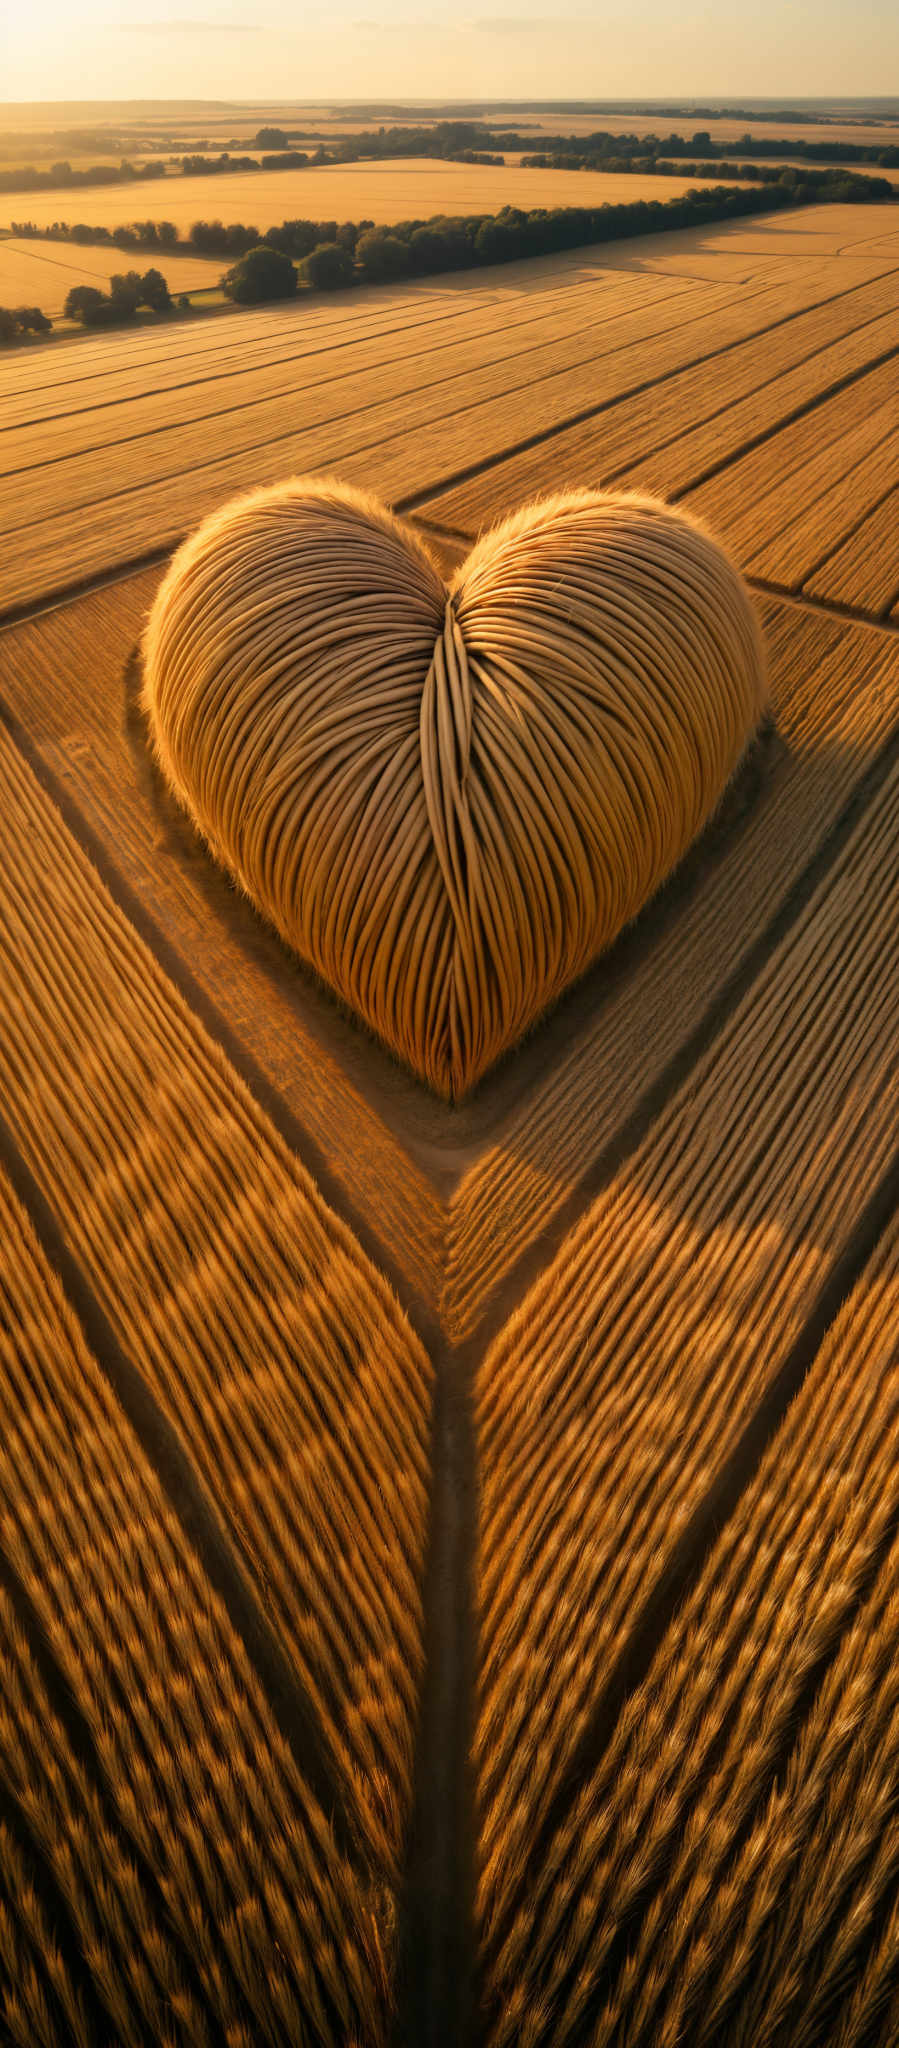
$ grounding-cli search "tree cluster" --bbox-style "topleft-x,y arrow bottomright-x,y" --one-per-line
63,267 -> 171,327
178,152 -> 261,176
191,215 -> 364,260
0,304 -> 52,344
222,245 -> 298,303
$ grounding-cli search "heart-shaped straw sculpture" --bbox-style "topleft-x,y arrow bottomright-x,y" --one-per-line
142,478 -> 767,1098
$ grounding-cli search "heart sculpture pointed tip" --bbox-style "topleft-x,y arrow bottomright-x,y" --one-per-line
142,476 -> 768,1099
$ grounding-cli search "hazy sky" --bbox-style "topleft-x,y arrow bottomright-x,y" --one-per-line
3,0 -> 899,107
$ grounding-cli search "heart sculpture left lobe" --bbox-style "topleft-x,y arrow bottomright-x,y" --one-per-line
142,477 -> 767,1098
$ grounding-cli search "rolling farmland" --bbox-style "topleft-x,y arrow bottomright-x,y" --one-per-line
6,99 -> 887,150
0,156 -> 751,236
1,177 -> 899,2048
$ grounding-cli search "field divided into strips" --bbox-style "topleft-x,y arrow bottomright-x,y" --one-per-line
473,750 -> 899,2043
0,235 -> 220,316
477,1201 -> 899,2048
1,203 -> 898,619
0,1172 -> 390,2047
2,193 -> 899,2048
0,718 -> 434,1902
416,247 -> 899,617
3,266 -> 776,497
0,262 -> 845,610
424,273 -> 899,552
5,104 -> 895,149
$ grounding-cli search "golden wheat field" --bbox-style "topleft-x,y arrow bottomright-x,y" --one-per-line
1,173 -> 899,2048
0,234 -> 221,314
0,156 -> 753,236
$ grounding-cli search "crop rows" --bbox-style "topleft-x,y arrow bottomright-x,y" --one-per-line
681,352 -> 899,591
0,719 -> 433,1880
445,599 -> 899,1335
4,243 -> 892,614
474,744 -> 899,1999
0,272 -> 624,443
476,1197 -> 899,2048
805,484 -> 899,612
0,1818 -> 86,2048
2,264 -> 704,472
2,218 -> 834,423
0,267 -> 515,419
0,268 -> 806,541
426,270 -> 899,546
0,1168 -> 394,2044
677,347 -> 899,534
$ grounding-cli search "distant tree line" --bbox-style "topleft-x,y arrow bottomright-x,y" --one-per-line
9,214 -> 369,261
11,217 -> 181,248
232,117 -> 899,171
0,159 -> 167,196
521,156 -> 897,201
177,149 -> 313,175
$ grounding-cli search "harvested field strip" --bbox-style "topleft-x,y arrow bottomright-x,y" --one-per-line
804,486 -> 899,613
743,428 -> 899,586
0,1162 -> 389,2046
445,600 -> 899,1337
422,273 -> 899,539
0,1821 -> 92,2048
473,748 -> 899,1975
0,719 -> 433,1877
0,570 -> 445,1303
0,272 -> 810,538
679,350 -> 899,547
477,1202 -> 899,2048
0,266 -> 725,478
619,337 -> 899,509
0,277 -> 874,613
